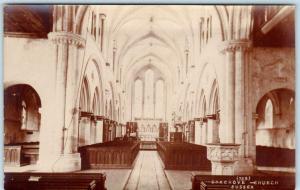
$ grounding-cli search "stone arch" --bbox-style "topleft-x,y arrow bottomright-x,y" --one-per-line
75,5 -> 90,34
255,88 -> 295,168
214,6 -> 252,41
4,84 -> 42,132
79,55 -> 105,115
4,84 -> 42,164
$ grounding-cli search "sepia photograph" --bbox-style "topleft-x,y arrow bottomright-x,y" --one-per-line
3,4 -> 296,190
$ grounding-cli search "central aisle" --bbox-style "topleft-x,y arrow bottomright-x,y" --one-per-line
124,151 -> 171,190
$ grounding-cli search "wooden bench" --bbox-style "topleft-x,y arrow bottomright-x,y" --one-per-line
4,142 -> 39,166
79,140 -> 140,169
256,146 -> 295,167
157,142 -> 211,170
4,172 -> 106,190
191,174 -> 295,190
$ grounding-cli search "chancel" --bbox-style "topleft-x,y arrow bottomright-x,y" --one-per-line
3,5 -> 295,190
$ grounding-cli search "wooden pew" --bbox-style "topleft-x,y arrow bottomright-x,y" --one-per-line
4,172 -> 106,190
4,142 -> 39,166
79,140 -> 140,169
256,146 -> 295,167
157,142 -> 211,170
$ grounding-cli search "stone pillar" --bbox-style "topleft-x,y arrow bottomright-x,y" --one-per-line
46,31 -> 85,172
201,118 -> 208,145
231,40 -> 254,174
206,40 -> 254,175
225,46 -> 235,143
194,118 -> 201,145
206,114 -> 220,144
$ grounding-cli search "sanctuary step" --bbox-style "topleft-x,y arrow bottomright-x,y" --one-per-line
139,141 -> 157,150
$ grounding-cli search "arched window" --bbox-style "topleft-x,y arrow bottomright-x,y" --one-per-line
134,79 -> 143,118
265,99 -> 273,128
144,69 -> 154,118
155,80 -> 164,119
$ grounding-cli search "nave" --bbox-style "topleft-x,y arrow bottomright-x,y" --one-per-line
124,151 -> 171,190
3,4 -> 296,190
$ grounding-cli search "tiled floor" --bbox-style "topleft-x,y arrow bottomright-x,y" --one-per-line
124,151 -> 171,190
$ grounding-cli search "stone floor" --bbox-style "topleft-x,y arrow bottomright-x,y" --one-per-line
4,151 -> 296,190
124,151 -> 171,190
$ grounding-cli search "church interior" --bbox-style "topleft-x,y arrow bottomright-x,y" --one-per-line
3,5 -> 295,190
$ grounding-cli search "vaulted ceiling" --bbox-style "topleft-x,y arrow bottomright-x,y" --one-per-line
97,5 -> 219,89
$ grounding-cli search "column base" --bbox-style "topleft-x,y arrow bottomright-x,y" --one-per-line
38,153 -> 81,172
234,158 -> 254,175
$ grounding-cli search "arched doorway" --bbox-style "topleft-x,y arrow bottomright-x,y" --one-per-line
4,84 -> 41,166
255,88 -> 295,170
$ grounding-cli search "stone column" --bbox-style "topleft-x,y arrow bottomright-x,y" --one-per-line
206,114 -> 220,144
47,31 -> 85,172
194,118 -> 201,145
232,40 -> 254,174
225,45 -> 235,143
207,41 -> 254,175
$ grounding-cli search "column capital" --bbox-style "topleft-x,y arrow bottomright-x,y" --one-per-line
221,40 -> 252,53
48,32 -> 86,48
